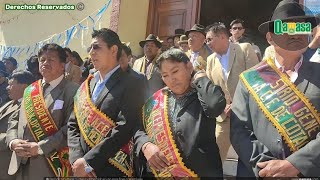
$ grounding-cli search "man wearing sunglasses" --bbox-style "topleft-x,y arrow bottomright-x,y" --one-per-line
230,19 -> 262,61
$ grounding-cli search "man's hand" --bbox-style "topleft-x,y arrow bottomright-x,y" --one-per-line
142,143 -> 171,171
11,139 -> 31,157
18,142 -> 41,157
72,158 -> 96,177
257,159 -> 300,177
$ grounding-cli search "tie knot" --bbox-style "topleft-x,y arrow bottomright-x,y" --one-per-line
42,82 -> 50,92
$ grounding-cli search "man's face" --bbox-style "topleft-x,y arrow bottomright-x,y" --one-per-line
144,41 -> 159,60
270,33 -> 309,51
119,50 -> 129,70
6,79 -> 26,101
0,74 -> 5,84
180,43 -> 189,52
89,37 -> 118,72
230,23 -> 245,38
167,38 -> 174,48
188,31 -> 205,51
38,50 -> 65,81
4,60 -> 16,73
65,51 -> 73,63
174,36 -> 180,48
206,31 -> 222,53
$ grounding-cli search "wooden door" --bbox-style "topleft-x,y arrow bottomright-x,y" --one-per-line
146,0 -> 201,47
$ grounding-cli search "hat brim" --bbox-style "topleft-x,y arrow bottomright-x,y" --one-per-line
178,40 -> 188,45
258,15 -> 319,34
185,30 -> 206,37
139,40 -> 162,48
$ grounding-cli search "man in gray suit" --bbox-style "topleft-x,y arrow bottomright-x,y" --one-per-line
0,71 -> 35,180
230,0 -> 320,178
6,43 -> 79,180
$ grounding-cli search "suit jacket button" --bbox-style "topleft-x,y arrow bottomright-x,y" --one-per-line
176,131 -> 182,136
176,118 -> 181,122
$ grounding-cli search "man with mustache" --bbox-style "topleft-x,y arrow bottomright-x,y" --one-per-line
7,43 -> 79,180
133,34 -> 165,96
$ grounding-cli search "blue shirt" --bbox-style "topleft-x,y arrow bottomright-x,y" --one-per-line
216,44 -> 231,80
92,65 -> 120,103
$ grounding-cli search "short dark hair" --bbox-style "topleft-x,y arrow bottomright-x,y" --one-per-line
3,57 -> 18,67
91,28 -> 122,61
38,43 -> 67,63
230,19 -> 245,28
63,47 -> 72,54
11,70 -> 35,85
206,22 -> 229,36
156,48 -> 189,69
26,55 -> 39,71
72,51 -> 83,66
122,43 -> 132,57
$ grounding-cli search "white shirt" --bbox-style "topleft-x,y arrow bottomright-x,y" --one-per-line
42,75 -> 64,96
216,44 -> 231,80
274,56 -> 303,83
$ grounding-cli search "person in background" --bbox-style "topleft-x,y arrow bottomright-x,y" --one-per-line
185,24 -> 211,71
134,49 -> 226,178
178,35 -> 189,52
1,71 -> 35,180
166,36 -> 174,49
133,34 -> 165,96
71,51 -> 84,67
229,19 -> 262,61
205,22 -> 259,162
63,48 -> 81,84
26,55 -> 42,80
0,68 -> 9,107
173,28 -> 185,48
3,57 -> 18,77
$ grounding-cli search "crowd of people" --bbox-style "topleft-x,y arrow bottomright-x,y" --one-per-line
0,0 -> 319,179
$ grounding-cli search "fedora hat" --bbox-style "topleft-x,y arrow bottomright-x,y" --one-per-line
139,34 -> 162,48
258,0 -> 318,34
178,35 -> 188,45
174,28 -> 185,38
185,24 -> 206,37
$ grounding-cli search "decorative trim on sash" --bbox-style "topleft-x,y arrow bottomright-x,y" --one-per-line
24,80 -> 71,177
143,90 -> 197,177
240,58 -> 320,152
74,75 -> 133,177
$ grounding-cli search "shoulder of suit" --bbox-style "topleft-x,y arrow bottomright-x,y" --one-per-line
238,42 -> 253,51
62,79 -> 80,92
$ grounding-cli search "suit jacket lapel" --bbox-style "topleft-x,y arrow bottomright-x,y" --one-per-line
94,68 -> 124,106
227,43 -> 236,80
212,54 -> 225,82
89,76 -> 96,97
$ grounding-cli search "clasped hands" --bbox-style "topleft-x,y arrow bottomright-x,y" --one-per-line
11,139 -> 41,157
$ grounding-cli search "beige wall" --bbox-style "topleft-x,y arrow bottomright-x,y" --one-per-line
0,0 -> 111,67
117,0 -> 149,57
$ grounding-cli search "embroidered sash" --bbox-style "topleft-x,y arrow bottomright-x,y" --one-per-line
74,75 -> 133,177
143,90 -> 197,177
240,58 -> 320,152
24,80 -> 71,177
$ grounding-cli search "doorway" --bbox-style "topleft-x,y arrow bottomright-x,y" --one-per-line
199,0 -> 282,54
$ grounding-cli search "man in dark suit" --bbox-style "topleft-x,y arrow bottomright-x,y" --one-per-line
133,34 -> 165,96
134,49 -> 226,178
230,0 -> 320,177
7,43 -> 79,180
0,71 -> 35,180
68,28 -> 146,177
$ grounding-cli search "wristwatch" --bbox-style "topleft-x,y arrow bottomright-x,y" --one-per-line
84,163 -> 93,173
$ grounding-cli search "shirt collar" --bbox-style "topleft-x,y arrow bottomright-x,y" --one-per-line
41,74 -> 64,89
274,56 -> 303,73
94,64 -> 120,83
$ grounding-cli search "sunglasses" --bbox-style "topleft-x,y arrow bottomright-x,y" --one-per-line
88,44 -> 107,52
232,27 -> 243,30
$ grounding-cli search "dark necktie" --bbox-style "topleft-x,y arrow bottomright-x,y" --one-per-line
42,82 -> 50,93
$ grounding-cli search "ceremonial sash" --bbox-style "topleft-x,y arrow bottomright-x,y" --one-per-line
143,90 -> 197,177
240,58 -> 320,152
74,75 -> 133,177
24,80 -> 71,177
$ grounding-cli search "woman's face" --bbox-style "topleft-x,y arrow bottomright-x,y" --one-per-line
160,60 -> 193,96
